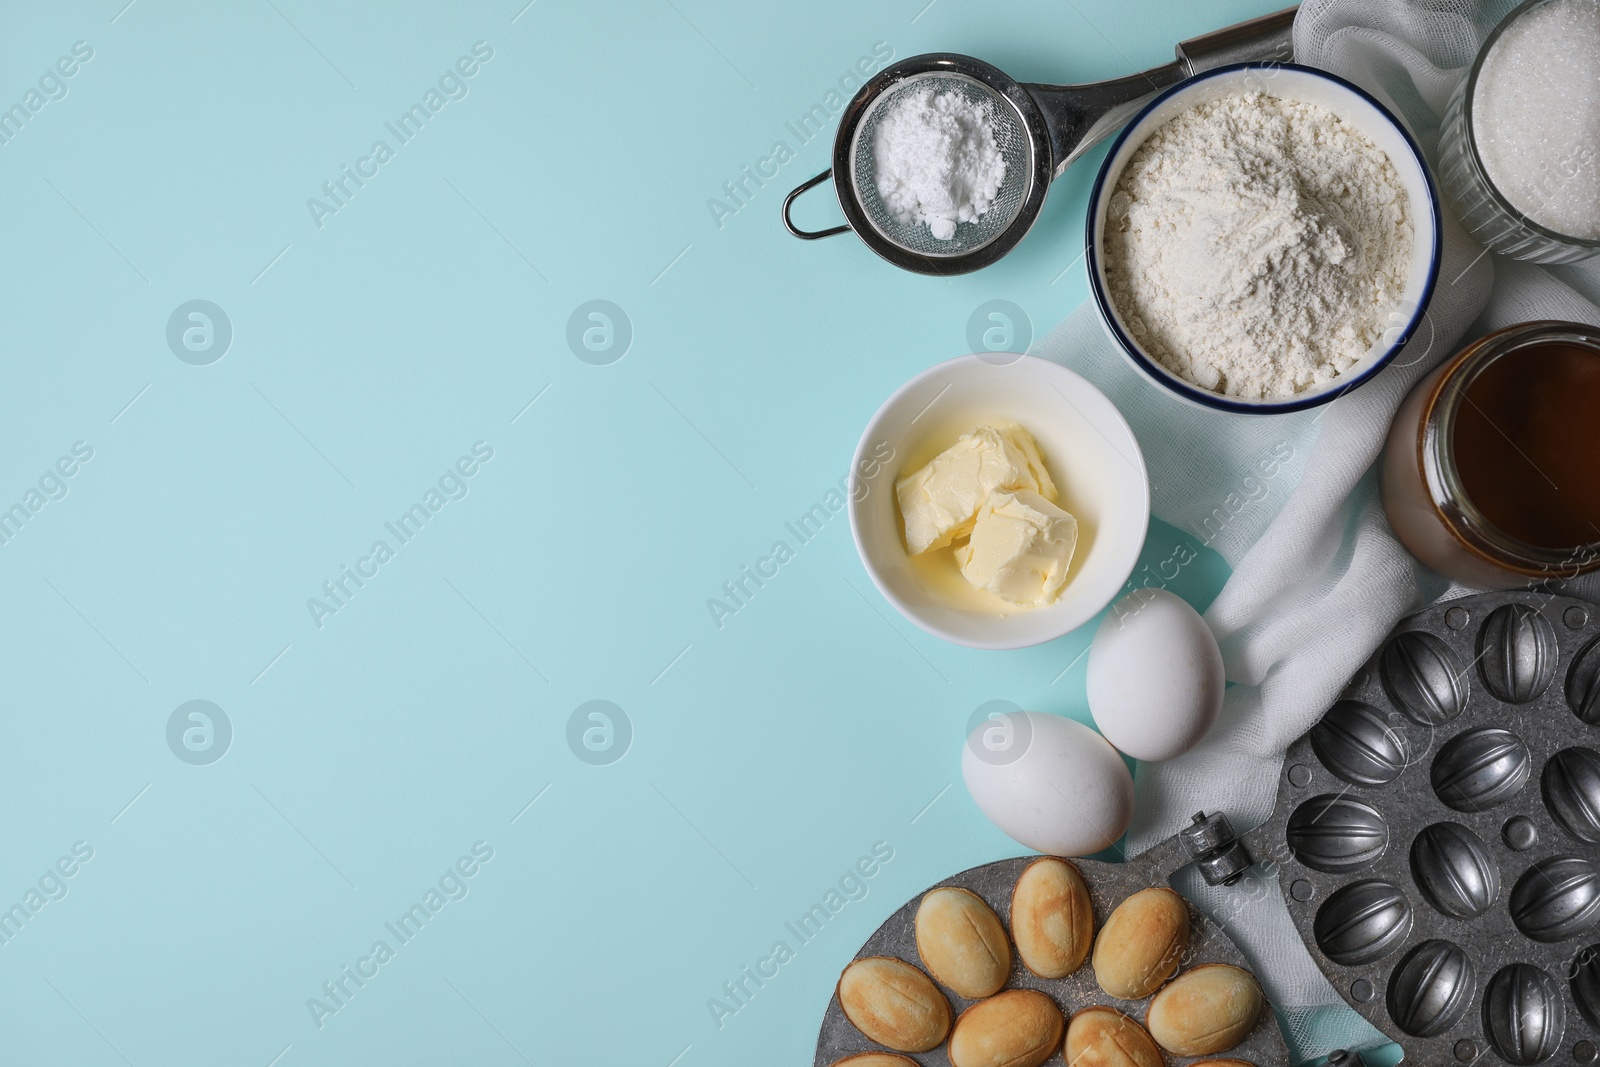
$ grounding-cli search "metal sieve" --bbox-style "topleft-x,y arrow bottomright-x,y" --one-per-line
849,70 -> 1037,259
782,6 -> 1298,275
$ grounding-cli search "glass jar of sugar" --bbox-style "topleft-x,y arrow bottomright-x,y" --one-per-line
1382,321 -> 1600,588
1437,0 -> 1600,264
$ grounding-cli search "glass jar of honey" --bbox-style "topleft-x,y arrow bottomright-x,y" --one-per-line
1382,321 -> 1600,588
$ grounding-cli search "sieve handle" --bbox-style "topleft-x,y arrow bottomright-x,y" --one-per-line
782,169 -> 850,240
1029,5 -> 1299,177
1176,5 -> 1297,75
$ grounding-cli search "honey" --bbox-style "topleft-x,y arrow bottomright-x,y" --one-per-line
1453,341 -> 1600,551
1382,321 -> 1600,587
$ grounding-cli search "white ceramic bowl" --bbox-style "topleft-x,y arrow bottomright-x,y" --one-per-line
848,354 -> 1149,650
1087,63 -> 1442,415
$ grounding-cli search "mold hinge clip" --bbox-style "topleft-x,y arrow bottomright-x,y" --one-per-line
1325,1050 -> 1378,1067
1180,810 -> 1254,886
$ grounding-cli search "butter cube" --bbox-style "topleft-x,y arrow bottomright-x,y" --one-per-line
896,423 -> 1057,555
954,489 -> 1078,605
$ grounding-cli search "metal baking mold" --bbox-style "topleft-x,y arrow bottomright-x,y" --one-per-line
1430,727 -> 1532,813
1381,630 -> 1469,726
1311,700 -> 1411,786
1266,590 -> 1600,1065
1386,938 -> 1475,1037
1483,962 -> 1566,1064
1571,946 -> 1600,1029
1288,794 -> 1390,874
1479,603 -> 1559,705
1545,749 -> 1600,845
1411,822 -> 1499,919
812,835 -> 1289,1067
1508,856 -> 1600,944
1570,637 -> 1600,725
1314,880 -> 1415,966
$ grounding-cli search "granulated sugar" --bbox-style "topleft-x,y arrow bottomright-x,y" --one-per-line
1473,0 -> 1600,239
873,87 -> 1006,241
1104,92 -> 1414,399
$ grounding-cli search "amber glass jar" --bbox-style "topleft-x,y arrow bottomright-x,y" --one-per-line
1382,320 -> 1600,588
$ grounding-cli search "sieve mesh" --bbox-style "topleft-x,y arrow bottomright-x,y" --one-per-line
848,72 -> 1034,258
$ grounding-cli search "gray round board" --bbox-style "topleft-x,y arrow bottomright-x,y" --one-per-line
812,846 -> 1290,1066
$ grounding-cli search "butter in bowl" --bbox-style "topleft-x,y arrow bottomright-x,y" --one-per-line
897,421 -> 1079,609
849,354 -> 1150,650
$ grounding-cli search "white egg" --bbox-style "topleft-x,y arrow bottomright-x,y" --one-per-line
961,711 -> 1134,856
1087,589 -> 1224,762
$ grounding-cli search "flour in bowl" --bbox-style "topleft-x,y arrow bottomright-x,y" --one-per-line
1104,91 -> 1414,399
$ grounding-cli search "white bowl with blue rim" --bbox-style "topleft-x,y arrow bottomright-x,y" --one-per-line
1086,63 -> 1442,415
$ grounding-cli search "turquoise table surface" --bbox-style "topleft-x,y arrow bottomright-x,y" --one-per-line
0,2 -> 1393,1064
